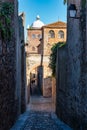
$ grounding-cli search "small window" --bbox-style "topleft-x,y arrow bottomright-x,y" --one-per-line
58,31 -> 64,39
38,34 -> 42,39
32,47 -> 35,51
32,34 -> 36,39
48,30 -> 55,38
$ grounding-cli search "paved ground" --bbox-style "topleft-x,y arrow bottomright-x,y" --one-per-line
10,96 -> 73,130
27,96 -> 55,112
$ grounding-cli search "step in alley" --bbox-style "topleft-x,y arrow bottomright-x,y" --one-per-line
10,96 -> 73,130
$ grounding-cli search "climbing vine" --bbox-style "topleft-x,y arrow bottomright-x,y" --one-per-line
63,0 -> 67,5
0,2 -> 14,41
49,42 -> 66,77
81,0 -> 86,8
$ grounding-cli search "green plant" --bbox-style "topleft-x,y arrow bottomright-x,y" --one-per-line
49,42 -> 66,77
81,0 -> 86,8
0,2 -> 14,41
63,0 -> 67,4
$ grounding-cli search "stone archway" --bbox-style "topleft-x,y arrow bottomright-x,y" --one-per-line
26,55 -> 43,98
29,65 -> 43,96
26,52 -> 56,98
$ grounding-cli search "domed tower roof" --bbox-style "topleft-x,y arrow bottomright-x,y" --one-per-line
31,15 -> 44,29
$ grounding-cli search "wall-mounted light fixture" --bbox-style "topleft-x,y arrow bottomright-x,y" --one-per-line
68,4 -> 80,19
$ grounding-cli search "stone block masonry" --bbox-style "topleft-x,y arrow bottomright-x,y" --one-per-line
0,0 -> 26,129
19,13 -> 27,113
56,45 -> 68,124
0,1 -> 18,129
43,77 -> 52,97
56,0 -> 87,129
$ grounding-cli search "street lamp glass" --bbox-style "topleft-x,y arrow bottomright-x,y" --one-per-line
70,10 -> 76,18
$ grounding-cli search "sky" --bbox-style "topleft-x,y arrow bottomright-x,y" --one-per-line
18,0 -> 67,37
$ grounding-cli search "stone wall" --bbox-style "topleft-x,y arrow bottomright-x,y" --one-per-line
52,77 -> 56,109
0,1 -> 18,129
56,45 -> 67,123
86,0 -> 87,61
0,0 -> 26,129
56,0 -> 87,129
19,13 -> 26,113
42,56 -> 52,97
14,0 -> 21,116
43,77 -> 52,97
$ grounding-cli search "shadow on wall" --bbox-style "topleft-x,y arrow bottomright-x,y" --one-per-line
43,77 -> 52,97
27,79 -> 42,103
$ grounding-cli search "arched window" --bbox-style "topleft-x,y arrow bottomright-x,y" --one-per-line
32,34 -> 36,39
58,30 -> 64,39
48,30 -> 55,38
32,46 -> 35,51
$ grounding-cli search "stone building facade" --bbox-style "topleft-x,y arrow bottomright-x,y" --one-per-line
42,22 -> 66,55
56,0 -> 87,129
27,29 -> 42,54
26,16 -> 66,98
0,0 -> 26,129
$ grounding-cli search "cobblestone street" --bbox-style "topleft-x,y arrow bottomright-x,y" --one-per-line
11,96 -> 73,130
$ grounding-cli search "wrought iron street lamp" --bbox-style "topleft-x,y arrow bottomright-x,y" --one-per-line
68,4 -> 77,18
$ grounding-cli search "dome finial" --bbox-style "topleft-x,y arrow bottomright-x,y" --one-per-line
36,15 -> 40,20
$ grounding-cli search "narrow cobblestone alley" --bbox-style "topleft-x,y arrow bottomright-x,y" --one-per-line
11,96 -> 73,130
